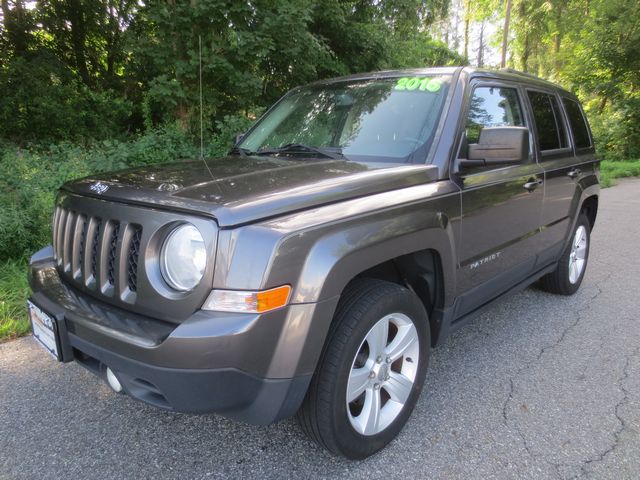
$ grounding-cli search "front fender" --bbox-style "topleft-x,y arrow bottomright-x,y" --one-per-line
288,213 -> 457,305
211,181 -> 460,380
260,181 -> 460,305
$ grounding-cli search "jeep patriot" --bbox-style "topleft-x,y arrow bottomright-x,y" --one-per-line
27,67 -> 599,458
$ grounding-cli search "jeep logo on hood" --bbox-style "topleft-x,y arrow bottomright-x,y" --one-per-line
89,181 -> 109,195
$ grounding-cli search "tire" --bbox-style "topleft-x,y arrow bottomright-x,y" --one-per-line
539,212 -> 591,295
296,279 -> 430,459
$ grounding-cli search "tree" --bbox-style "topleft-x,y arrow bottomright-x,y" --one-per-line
500,0 -> 512,68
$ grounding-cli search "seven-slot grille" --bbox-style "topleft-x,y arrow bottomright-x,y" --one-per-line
52,205 -> 142,301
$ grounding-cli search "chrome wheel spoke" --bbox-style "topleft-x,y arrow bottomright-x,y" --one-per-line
347,312 -> 420,436
569,261 -> 577,283
364,317 -> 388,359
384,371 -> 413,404
359,388 -> 382,435
569,225 -> 588,284
385,324 -> 418,362
347,367 -> 370,403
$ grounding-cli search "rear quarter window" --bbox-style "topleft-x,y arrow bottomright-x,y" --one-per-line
562,98 -> 592,149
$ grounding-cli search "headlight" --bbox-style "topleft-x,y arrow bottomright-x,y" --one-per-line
160,224 -> 207,291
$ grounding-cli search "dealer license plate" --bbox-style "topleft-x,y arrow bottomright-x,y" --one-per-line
28,301 -> 60,360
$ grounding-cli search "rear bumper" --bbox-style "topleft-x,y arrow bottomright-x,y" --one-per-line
28,246 -> 338,424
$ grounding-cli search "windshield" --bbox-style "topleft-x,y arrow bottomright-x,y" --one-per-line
239,75 -> 451,163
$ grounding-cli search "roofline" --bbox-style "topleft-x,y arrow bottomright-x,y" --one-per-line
302,66 -> 575,97
463,66 -> 575,97
305,67 -> 463,87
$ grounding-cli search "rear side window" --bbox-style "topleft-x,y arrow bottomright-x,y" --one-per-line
527,91 -> 569,151
562,98 -> 592,149
466,87 -> 524,144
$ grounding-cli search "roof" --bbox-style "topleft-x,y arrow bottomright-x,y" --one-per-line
306,66 -> 575,98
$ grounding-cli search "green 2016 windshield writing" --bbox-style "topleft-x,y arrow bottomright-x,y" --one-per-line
394,77 -> 443,93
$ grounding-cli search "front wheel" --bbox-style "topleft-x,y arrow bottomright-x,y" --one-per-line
539,212 -> 591,295
296,279 -> 430,459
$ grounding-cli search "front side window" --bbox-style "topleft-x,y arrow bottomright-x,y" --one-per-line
239,75 -> 452,163
465,86 -> 524,145
562,98 -> 592,149
527,91 -> 569,151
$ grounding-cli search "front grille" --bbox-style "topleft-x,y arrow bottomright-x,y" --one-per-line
127,227 -> 142,292
53,206 -> 141,301
91,218 -> 102,279
107,222 -> 120,285
50,192 -> 217,324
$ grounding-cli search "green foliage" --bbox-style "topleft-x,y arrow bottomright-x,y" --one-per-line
0,54 -> 132,142
0,260 -> 30,341
383,33 -> 466,68
505,0 -> 640,160
1,0 -> 458,143
600,160 -> 640,188
0,121 -> 250,262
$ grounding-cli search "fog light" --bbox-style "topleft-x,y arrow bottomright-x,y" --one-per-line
106,367 -> 123,393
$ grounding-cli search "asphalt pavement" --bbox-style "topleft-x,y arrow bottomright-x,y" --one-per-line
1,179 -> 639,480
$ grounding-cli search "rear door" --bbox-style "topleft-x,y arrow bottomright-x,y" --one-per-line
453,80 -> 544,317
525,90 -> 589,266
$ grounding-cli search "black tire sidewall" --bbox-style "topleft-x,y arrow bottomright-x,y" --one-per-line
323,284 -> 430,459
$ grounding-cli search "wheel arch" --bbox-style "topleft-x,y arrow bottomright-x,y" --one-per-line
352,249 -> 445,346
581,194 -> 598,231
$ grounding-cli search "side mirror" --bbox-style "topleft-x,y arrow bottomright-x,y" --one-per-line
459,126 -> 529,169
234,133 -> 245,145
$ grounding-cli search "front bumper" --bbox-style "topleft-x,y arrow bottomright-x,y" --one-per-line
28,246 -> 338,424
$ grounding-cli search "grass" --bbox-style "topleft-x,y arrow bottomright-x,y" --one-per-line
0,159 -> 638,342
600,159 -> 640,187
0,259 -> 30,342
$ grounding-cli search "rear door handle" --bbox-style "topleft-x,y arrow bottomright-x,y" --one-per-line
523,178 -> 543,192
567,168 -> 581,179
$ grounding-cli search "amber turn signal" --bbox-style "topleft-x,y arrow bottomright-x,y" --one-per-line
202,285 -> 292,313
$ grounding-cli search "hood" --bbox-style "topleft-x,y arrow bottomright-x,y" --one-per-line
62,156 -> 439,227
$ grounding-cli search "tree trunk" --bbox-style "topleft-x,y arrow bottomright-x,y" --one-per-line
452,0 -> 461,51
501,0 -> 513,68
67,0 -> 91,86
477,21 -> 485,67
463,0 -> 470,62
521,32 -> 530,71
463,20 -> 469,62
553,2 -> 563,74
1,0 -> 29,55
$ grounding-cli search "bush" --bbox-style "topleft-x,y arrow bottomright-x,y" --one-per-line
0,54 -> 132,143
600,159 -> 640,187
0,260 -> 30,341
0,116 -> 256,262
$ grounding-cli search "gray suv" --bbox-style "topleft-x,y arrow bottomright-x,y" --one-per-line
28,67 -> 599,458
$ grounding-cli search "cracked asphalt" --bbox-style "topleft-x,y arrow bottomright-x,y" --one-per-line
1,179 -> 639,480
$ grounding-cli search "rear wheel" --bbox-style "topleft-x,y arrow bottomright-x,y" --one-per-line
296,279 -> 430,459
539,212 -> 591,295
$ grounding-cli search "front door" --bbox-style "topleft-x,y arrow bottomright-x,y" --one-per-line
454,82 -> 544,317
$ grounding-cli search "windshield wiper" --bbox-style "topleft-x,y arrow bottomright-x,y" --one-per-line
228,145 -> 250,157
254,143 -> 343,160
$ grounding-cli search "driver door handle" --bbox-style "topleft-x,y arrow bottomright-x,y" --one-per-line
567,168 -> 581,179
523,178 -> 543,192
